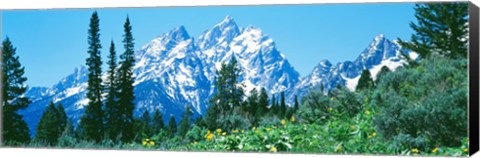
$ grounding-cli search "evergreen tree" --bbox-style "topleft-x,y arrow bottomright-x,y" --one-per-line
151,109 -> 164,135
139,110 -> 151,137
356,69 -> 374,91
270,95 -> 278,115
256,88 -> 269,117
205,56 -> 244,130
56,103 -> 67,135
116,16 -> 136,142
293,95 -> 299,112
80,11 -> 104,143
204,104 -> 219,130
246,88 -> 259,116
375,66 -> 391,84
2,37 -> 31,145
105,40 -> 119,140
35,102 -> 67,146
280,91 -> 287,117
167,115 -> 177,137
177,106 -> 193,137
398,2 -> 468,59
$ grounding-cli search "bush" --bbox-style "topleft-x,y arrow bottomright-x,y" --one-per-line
372,56 -> 467,149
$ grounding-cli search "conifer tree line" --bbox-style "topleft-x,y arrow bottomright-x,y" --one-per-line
202,57 -> 300,132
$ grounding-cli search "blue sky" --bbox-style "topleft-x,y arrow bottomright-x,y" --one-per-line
2,3 -> 416,87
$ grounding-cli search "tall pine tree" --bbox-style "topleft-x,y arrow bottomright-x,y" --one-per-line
280,91 -> 287,118
79,11 -> 104,143
398,2 -> 468,59
105,40 -> 119,140
116,16 -> 136,142
177,106 -> 193,138
2,37 -> 31,145
167,115 -> 177,137
256,88 -> 269,118
151,109 -> 164,135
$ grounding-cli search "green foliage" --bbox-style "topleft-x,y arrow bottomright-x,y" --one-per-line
205,56 -> 245,131
398,2 -> 468,59
375,66 -> 391,84
35,102 -> 68,146
105,40 -> 120,141
372,56 -> 467,149
152,109 -> 165,135
298,90 -> 332,124
80,11 -> 105,143
356,69 -> 374,91
114,16 -> 136,143
279,91 -> 287,117
177,106 -> 193,138
167,115 -> 177,137
2,37 -> 31,145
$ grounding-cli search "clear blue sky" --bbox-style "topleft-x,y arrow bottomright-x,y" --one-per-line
2,3 -> 416,87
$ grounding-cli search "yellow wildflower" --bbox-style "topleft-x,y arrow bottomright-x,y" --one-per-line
330,97 -> 334,101
233,129 -> 238,133
411,148 -> 419,153
252,127 -> 256,130
206,133 -> 214,141
222,132 -> 226,136
328,107 -> 333,111
145,138 -> 150,141
464,148 -> 468,153
350,125 -> 356,129
149,141 -> 155,146
290,116 -> 295,122
142,141 -> 147,145
241,130 -> 245,133
365,110 -> 371,115
281,119 -> 286,126
270,146 -> 277,152
216,128 -> 222,133
368,135 -> 372,138
432,147 -> 439,153
194,141 -> 198,144
266,127 -> 271,131
372,132 -> 376,137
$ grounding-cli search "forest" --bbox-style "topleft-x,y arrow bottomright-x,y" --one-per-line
1,2 -> 469,156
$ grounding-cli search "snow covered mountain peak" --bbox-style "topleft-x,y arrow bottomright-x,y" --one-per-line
198,16 -> 240,50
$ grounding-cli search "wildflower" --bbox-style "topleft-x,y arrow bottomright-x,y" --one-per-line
464,148 -> 468,153
290,116 -> 295,123
350,125 -> 356,129
270,146 -> 278,152
145,138 -> 150,141
252,127 -> 256,130
194,141 -> 198,144
365,110 -> 371,115
216,128 -> 222,133
149,141 -> 155,146
328,107 -> 333,111
368,135 -> 372,138
241,130 -> 245,133
233,129 -> 238,133
266,127 -> 272,131
432,147 -> 439,153
330,97 -> 334,101
411,148 -> 419,153
371,132 -> 376,137
142,141 -> 147,146
281,119 -> 286,126
222,132 -> 226,136
335,144 -> 344,152
206,133 -> 214,141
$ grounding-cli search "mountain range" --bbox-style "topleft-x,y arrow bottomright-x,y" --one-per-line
21,16 -> 416,136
